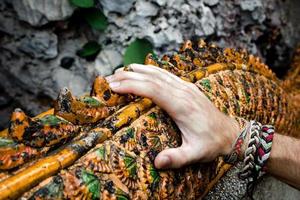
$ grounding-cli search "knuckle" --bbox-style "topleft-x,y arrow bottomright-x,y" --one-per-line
113,71 -> 124,80
147,82 -> 158,95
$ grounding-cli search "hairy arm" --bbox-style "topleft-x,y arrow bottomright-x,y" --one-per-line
267,134 -> 300,189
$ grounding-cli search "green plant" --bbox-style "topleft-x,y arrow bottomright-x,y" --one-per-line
70,0 -> 109,61
70,0 -> 94,8
76,41 -> 101,61
124,39 -> 154,65
83,8 -> 108,31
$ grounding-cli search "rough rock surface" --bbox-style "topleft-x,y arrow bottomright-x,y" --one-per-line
205,163 -> 300,200
12,0 -> 75,26
0,0 -> 299,198
100,0 -> 135,15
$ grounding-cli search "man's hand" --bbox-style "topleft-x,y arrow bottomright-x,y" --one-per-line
106,64 -> 240,169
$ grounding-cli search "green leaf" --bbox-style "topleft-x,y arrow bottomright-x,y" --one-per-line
77,41 -> 101,60
124,39 -> 153,65
82,170 -> 100,200
83,8 -> 108,31
70,0 -> 94,8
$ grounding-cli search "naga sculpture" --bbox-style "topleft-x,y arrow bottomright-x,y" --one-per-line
0,40 -> 299,200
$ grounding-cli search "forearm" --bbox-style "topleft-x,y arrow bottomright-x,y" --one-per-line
267,133 -> 300,189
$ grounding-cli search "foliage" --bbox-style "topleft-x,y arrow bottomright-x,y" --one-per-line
83,8 -> 108,31
76,41 -> 101,61
70,0 -> 94,8
124,39 -> 153,65
71,1 -> 108,61
72,3 -> 153,66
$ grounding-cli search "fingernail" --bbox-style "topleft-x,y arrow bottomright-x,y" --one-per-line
158,156 -> 171,169
109,82 -> 120,89
105,75 -> 114,83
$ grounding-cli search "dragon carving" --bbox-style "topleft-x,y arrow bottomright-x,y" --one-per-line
0,40 -> 299,199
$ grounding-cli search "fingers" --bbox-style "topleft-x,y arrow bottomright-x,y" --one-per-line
107,64 -> 204,119
154,146 -> 195,169
110,64 -> 195,95
108,79 -> 158,98
115,67 -> 125,73
108,78 -> 178,114
106,71 -> 150,83
116,64 -> 187,85
129,64 -> 187,85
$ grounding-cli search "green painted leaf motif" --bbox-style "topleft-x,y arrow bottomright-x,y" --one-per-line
149,165 -> 160,189
0,138 -> 17,148
83,8 -> 108,31
149,136 -> 161,148
116,189 -> 129,200
70,0 -> 94,8
243,90 -> 250,104
80,96 -> 103,107
82,170 -> 101,200
148,112 -> 157,119
39,115 -> 66,126
179,54 -> 188,61
160,60 -> 170,66
201,79 -> 211,91
204,93 -> 211,101
123,155 -> 137,178
95,146 -> 106,160
77,41 -> 101,59
117,195 -> 129,200
126,128 -> 134,138
236,103 -> 240,114
222,107 -> 228,114
124,39 -> 153,65
151,53 -> 159,62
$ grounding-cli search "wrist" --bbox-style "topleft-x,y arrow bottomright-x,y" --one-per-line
219,116 -> 241,156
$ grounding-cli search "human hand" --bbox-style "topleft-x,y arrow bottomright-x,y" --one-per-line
106,64 -> 240,169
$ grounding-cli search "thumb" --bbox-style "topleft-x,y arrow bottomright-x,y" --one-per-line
154,146 -> 192,169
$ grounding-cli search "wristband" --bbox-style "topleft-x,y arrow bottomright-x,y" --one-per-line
224,119 -> 275,182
